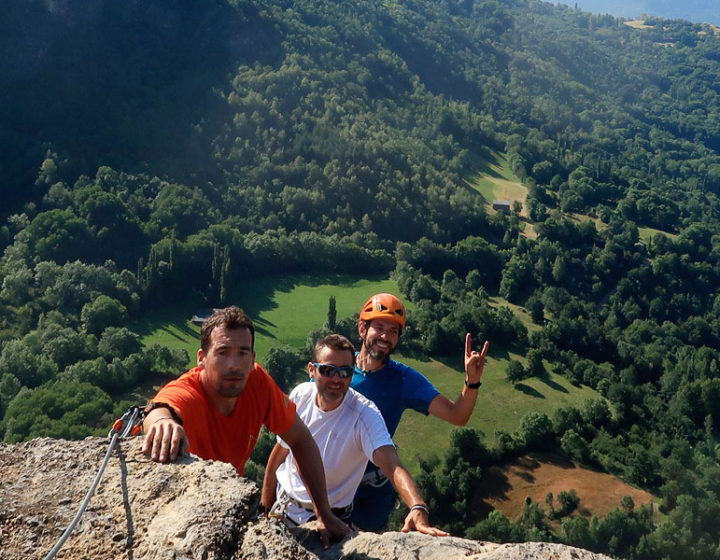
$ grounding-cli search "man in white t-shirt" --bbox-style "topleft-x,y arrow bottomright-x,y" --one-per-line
261,334 -> 449,536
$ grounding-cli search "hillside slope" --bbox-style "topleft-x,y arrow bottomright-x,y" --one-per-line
4,1 -> 720,557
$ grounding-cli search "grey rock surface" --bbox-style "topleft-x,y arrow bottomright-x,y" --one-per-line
0,436 -> 256,560
0,437 -> 613,560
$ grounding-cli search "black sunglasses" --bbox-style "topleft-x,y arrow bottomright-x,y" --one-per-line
312,362 -> 355,379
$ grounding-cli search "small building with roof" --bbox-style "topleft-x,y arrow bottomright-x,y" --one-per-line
191,308 -> 214,325
492,200 -> 511,213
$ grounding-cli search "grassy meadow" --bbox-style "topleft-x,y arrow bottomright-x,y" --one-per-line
392,354 -> 598,474
133,274 -> 399,369
465,149 -> 523,204
465,151 -> 536,239
134,274 -> 600,474
638,225 -> 678,243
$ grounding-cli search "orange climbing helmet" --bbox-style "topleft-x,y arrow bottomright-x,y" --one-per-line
359,293 -> 406,329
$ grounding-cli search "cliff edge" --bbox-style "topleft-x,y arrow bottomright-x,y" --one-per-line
0,437 -> 613,560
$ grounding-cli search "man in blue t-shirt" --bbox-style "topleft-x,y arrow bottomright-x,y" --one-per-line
350,293 -> 489,531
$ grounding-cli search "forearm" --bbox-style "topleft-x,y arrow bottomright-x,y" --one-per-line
428,333 -> 487,426
375,446 -> 426,508
142,401 -> 184,430
261,443 -> 288,510
428,387 -> 479,426
374,445 -> 447,535
388,463 -> 435,530
388,464 -> 426,509
452,386 -> 480,424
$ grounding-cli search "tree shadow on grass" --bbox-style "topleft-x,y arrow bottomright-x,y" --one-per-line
226,285 -> 277,322
463,147 -> 505,182
511,455 -> 542,483
157,322 -> 198,343
514,383 -> 545,399
471,464 -> 514,520
530,451 -> 574,469
536,370 -> 569,394
131,311 -> 198,339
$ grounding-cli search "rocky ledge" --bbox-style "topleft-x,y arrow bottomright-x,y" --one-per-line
0,437 -> 612,560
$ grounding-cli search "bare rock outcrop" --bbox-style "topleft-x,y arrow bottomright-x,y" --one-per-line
0,437 -> 613,560
0,436 -> 256,559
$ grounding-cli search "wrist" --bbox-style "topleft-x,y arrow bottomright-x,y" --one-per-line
148,415 -> 174,427
144,402 -> 183,425
464,379 -> 482,389
409,503 -> 429,515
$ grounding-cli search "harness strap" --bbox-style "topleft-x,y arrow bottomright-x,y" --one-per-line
360,465 -> 388,487
270,487 -> 353,524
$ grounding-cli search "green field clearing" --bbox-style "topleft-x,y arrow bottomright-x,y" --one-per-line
569,212 -> 605,230
133,275 -> 400,371
466,152 -> 525,207
638,225 -> 678,243
134,274 -> 601,474
624,19 -> 653,30
487,295 -> 542,334
465,151 -> 536,239
392,353 -> 598,474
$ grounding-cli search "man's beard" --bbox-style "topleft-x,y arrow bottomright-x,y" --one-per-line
217,373 -> 248,398
363,337 -> 394,362
218,385 -> 245,398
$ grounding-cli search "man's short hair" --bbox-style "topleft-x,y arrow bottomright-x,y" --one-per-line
201,306 -> 255,352
312,334 -> 356,362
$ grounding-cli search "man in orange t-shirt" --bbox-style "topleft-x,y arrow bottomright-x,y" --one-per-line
149,363 -> 292,477
142,306 -> 350,544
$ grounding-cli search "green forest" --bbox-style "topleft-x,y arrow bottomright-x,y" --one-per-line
4,0 -> 720,557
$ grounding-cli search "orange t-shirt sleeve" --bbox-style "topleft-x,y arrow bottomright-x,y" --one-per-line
255,364 -> 296,435
152,368 -> 200,423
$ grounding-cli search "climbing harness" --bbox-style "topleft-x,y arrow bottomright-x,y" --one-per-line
269,486 -> 353,526
43,405 -> 146,560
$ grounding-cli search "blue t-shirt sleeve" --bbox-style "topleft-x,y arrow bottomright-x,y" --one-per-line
395,361 -> 440,415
